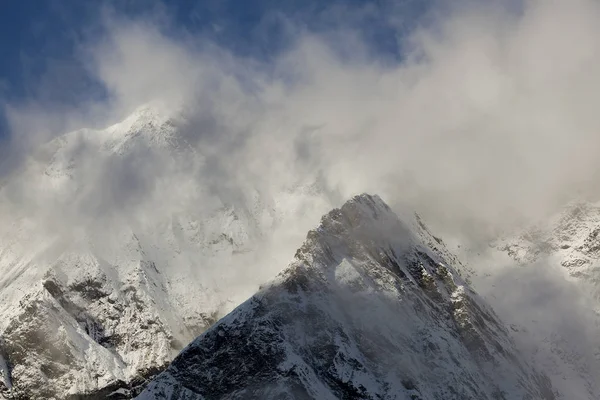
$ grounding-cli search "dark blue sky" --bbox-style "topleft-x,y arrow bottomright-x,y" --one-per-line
0,0 -> 434,135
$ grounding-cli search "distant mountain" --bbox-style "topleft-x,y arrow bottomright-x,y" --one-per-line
495,201 -> 600,284
139,194 -> 555,400
485,201 -> 600,399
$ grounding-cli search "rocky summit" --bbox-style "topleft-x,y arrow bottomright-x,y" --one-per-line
139,194 -> 555,400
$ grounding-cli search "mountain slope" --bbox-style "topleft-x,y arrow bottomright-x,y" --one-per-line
0,105 -> 333,399
139,194 -> 556,400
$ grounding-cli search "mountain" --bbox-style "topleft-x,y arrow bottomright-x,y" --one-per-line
495,201 -> 600,285
481,201 -> 600,399
0,105 -> 333,399
139,194 -> 556,400
0,102 -> 590,399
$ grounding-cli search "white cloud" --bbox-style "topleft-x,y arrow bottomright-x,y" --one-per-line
3,0 -> 600,315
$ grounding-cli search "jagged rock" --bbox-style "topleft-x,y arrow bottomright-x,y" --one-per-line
140,194 -> 556,400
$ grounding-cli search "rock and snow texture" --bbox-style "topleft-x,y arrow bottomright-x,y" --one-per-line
495,201 -> 600,285
0,105 -> 333,399
139,194 -> 556,400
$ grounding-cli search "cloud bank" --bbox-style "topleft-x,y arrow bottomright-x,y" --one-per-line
2,0 -> 600,279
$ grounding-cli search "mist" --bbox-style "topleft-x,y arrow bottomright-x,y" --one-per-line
4,0 -> 600,243
2,0 -> 600,315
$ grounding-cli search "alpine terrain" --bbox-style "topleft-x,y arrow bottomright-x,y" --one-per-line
0,104 -> 594,400
139,194 -> 556,400
0,105 -> 332,399
495,201 -> 600,285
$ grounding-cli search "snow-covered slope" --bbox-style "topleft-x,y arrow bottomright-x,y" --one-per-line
0,105 -> 333,399
139,194 -> 556,400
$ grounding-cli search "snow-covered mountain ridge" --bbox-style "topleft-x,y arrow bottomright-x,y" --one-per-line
139,194 -> 556,400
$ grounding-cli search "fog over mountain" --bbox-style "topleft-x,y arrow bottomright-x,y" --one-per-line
4,0 -> 600,241
2,0 -> 600,398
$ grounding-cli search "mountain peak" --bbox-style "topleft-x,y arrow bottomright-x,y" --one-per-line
291,193 -> 463,293
293,193 -> 416,280
100,102 -> 178,151
140,195 -> 555,400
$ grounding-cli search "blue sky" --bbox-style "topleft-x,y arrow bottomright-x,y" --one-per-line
0,0 -> 435,135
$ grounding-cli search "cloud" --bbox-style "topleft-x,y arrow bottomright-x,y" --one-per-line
470,253 -> 600,398
3,0 -> 600,324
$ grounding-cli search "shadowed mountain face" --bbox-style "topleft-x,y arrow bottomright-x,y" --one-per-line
139,194 -> 556,400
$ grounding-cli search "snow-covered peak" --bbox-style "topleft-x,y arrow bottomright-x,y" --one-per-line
101,102 -> 178,150
294,193 -> 473,280
139,194 -> 555,400
34,102 -> 180,172
109,102 -> 173,131
495,201 -> 600,282
0,103 -> 339,399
